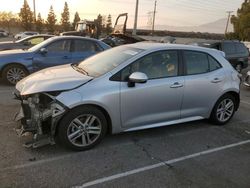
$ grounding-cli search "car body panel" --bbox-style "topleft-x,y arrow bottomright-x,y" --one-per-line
120,77 -> 184,128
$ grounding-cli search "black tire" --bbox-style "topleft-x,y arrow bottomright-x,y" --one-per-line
235,63 -> 242,73
2,64 -> 28,85
210,94 -> 236,125
58,106 -> 107,151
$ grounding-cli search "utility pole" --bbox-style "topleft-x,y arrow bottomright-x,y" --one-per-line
225,11 -> 233,34
132,0 -> 139,35
33,0 -> 36,21
152,0 -> 157,35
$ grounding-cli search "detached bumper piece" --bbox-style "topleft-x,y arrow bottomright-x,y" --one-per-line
14,91 -> 66,148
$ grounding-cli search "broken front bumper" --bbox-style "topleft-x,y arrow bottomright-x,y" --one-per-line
13,90 -> 67,148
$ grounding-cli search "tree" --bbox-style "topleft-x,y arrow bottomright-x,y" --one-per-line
230,0 -> 250,41
0,12 -> 18,33
61,2 -> 70,31
106,14 -> 112,34
36,13 -> 44,33
72,12 -> 80,29
46,5 -> 57,33
19,0 -> 33,30
95,14 -> 103,38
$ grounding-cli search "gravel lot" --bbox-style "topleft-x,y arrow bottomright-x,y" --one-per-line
0,37 -> 250,187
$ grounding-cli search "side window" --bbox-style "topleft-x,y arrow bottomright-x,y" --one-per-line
223,42 -> 236,54
208,55 -> 221,71
121,51 -> 178,80
73,40 -> 101,52
27,37 -> 44,45
46,40 -> 71,52
184,51 -> 209,75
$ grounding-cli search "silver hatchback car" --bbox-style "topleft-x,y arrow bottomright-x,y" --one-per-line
14,43 -> 241,150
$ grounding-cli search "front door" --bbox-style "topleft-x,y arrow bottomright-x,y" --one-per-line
33,39 -> 72,70
120,50 -> 184,129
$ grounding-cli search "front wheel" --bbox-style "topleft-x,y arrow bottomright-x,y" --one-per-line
210,94 -> 236,125
2,64 -> 28,85
58,106 -> 107,151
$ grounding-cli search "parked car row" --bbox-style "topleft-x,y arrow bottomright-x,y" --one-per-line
0,32 -> 246,151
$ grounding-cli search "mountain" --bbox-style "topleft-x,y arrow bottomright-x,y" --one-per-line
139,18 -> 234,34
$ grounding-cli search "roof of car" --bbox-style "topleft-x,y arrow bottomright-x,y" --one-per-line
50,36 -> 101,42
127,42 -> 220,53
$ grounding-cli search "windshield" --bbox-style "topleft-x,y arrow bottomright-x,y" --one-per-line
28,37 -> 54,51
77,46 -> 144,77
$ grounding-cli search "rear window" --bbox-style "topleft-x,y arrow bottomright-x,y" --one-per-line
223,42 -> 236,54
235,43 -> 248,53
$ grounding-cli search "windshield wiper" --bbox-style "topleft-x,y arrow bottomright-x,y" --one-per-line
72,64 -> 89,76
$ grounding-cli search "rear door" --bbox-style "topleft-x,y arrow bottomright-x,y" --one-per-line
181,50 -> 225,118
71,39 -> 102,64
32,39 -> 72,70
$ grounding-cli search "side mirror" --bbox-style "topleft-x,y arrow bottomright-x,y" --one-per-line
40,48 -> 48,55
128,72 -> 148,87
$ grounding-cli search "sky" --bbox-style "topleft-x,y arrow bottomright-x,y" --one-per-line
0,0 -> 245,28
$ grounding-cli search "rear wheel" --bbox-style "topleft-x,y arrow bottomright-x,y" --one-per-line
210,94 -> 236,125
58,106 -> 107,151
2,64 -> 28,85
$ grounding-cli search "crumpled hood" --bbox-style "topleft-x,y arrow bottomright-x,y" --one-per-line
16,64 -> 93,95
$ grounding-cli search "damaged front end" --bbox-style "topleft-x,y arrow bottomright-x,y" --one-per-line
14,90 -> 67,148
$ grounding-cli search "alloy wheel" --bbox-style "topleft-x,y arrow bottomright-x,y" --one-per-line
6,67 -> 26,84
67,114 -> 102,147
216,98 -> 234,122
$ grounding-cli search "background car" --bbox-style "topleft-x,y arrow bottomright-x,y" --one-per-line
15,43 -> 240,151
0,34 -> 54,51
195,40 -> 249,72
14,31 -> 39,40
0,36 -> 110,84
0,30 -> 8,37
244,71 -> 250,87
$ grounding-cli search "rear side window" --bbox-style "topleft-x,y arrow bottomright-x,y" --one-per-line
223,42 -> 236,54
73,40 -> 101,52
208,56 -> 221,71
184,51 -> 221,75
47,40 -> 71,52
184,51 -> 209,75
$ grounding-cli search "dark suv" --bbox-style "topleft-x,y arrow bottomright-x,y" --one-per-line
198,40 -> 249,72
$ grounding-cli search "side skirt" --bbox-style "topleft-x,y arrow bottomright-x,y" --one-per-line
124,116 -> 204,132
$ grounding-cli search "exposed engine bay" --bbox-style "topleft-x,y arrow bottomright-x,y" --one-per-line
14,91 -> 66,148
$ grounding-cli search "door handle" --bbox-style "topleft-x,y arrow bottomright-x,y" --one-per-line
170,82 -> 183,88
211,78 -> 222,83
63,56 -> 69,59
